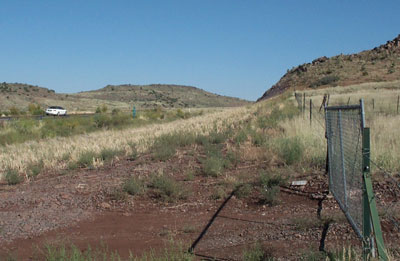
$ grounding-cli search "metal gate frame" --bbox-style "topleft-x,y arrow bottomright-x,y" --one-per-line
325,99 -> 387,260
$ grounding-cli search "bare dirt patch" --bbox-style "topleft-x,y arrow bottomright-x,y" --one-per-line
0,148 -> 399,260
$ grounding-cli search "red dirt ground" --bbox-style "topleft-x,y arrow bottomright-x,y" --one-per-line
0,148 -> 399,260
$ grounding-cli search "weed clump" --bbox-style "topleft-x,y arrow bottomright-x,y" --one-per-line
123,176 -> 145,196
243,242 -> 274,261
76,151 -> 97,168
152,132 -> 196,161
276,137 -> 304,165
202,156 -> 225,177
258,170 -> 285,206
5,168 -> 23,185
234,183 -> 252,199
27,160 -> 44,177
149,174 -> 187,202
100,148 -> 122,162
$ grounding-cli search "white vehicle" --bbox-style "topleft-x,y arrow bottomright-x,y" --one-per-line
45,106 -> 67,116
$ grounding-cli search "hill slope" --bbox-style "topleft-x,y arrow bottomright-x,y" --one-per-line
75,84 -> 250,109
258,34 -> 400,101
0,83 -> 250,113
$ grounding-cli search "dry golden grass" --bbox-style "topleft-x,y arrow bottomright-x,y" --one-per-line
289,80 -> 400,173
0,106 -> 253,178
299,80 -> 400,114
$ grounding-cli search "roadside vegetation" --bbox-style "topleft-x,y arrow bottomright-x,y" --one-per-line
1,81 -> 399,259
0,107 -> 204,147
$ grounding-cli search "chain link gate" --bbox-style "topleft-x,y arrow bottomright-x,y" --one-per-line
325,100 -> 387,260
325,103 -> 364,237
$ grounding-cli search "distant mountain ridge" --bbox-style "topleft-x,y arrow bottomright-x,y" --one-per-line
0,82 -> 250,113
258,34 -> 400,101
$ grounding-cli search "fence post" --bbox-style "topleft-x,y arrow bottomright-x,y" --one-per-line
372,99 -> 375,111
303,93 -> 306,118
347,97 -> 350,105
310,99 -> 312,126
362,128 -> 388,261
397,95 -> 399,114
362,127 -> 372,260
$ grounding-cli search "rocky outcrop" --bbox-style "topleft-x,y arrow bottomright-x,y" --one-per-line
258,34 -> 400,101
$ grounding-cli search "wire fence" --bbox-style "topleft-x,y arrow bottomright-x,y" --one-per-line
325,104 -> 365,239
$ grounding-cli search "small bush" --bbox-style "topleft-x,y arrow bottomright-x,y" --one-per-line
260,185 -> 280,206
243,243 -> 274,261
109,188 -> 127,201
235,183 -> 252,199
250,131 -> 267,146
202,156 -> 225,177
208,130 -> 230,144
152,132 -> 196,161
234,129 -> 248,144
311,75 -> 340,88
93,113 -> 111,128
210,187 -> 227,200
76,151 -> 97,168
123,176 -> 145,196
277,137 -> 304,165
149,174 -> 187,202
27,160 -> 44,177
258,171 -> 285,206
100,148 -> 122,162
259,171 -> 286,188
5,168 -> 23,185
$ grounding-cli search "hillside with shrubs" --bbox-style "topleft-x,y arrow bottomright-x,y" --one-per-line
259,34 -> 400,100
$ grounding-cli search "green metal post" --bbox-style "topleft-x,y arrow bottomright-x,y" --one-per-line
362,128 -> 388,261
363,127 -> 372,260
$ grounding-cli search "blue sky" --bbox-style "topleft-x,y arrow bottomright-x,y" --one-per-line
0,1 -> 399,101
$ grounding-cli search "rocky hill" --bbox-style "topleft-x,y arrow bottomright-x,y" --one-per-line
75,84 -> 250,108
258,34 -> 400,101
0,83 -> 250,113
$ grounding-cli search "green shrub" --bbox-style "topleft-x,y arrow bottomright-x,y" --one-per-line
76,151 -> 97,168
176,109 -> 185,119
210,186 -> 227,200
259,170 -> 286,188
123,176 -> 145,196
111,108 -> 121,115
250,131 -> 267,146
100,148 -> 122,162
202,156 -> 225,177
208,130 -> 230,144
243,243 -> 274,261
5,168 -> 23,185
234,129 -> 248,144
152,132 -> 196,161
260,185 -> 280,206
27,103 -> 44,115
276,137 -> 304,165
27,160 -> 44,177
109,188 -> 127,201
93,113 -> 111,128
258,171 -> 285,206
310,75 -> 340,88
226,150 -> 241,167
9,106 -> 20,116
149,174 -> 187,202
234,183 -> 252,199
